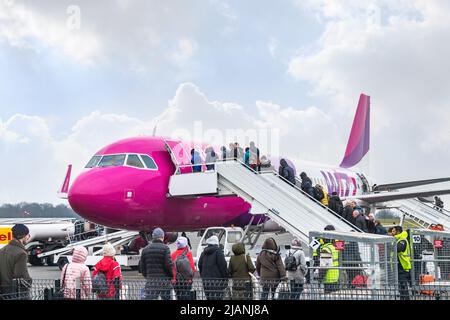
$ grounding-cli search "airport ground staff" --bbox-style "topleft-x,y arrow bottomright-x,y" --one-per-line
391,226 -> 412,300
0,224 -> 32,299
320,240 -> 340,293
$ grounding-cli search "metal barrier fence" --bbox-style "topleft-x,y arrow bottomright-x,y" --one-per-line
308,230 -> 398,289
2,278 -> 450,301
410,229 -> 450,285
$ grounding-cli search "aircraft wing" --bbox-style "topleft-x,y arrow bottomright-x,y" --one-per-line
373,177 -> 450,192
343,188 -> 450,204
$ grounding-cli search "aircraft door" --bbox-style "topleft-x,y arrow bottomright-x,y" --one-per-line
163,139 -> 192,174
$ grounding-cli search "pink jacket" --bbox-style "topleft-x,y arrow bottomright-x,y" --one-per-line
61,246 -> 92,299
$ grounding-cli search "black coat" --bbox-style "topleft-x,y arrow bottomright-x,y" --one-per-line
328,195 -> 344,216
343,206 -> 355,224
354,214 -> 368,233
301,178 -> 315,198
198,245 -> 228,280
139,240 -> 173,279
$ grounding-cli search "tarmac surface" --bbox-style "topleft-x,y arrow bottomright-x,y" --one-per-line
28,231 -> 296,279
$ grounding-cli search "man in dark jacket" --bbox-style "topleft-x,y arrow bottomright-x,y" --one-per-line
279,159 -> 296,185
328,192 -> 344,216
352,210 -> 368,233
198,235 -> 229,300
0,224 -> 32,300
343,200 -> 357,224
300,172 -> 315,198
139,227 -> 173,300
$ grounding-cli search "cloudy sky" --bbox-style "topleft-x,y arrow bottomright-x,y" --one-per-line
1,0 -> 450,205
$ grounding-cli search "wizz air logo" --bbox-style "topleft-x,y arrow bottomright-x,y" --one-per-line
320,171 -> 357,197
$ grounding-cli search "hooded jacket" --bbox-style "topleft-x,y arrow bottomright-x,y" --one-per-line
171,247 -> 196,282
228,243 -> 255,281
92,256 -> 122,298
198,245 -> 228,280
61,246 -> 92,300
279,159 -> 296,185
256,238 -> 286,281
328,195 -> 344,216
0,239 -> 31,296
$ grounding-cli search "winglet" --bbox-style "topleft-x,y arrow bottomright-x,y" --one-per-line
340,94 -> 370,168
58,164 -> 72,199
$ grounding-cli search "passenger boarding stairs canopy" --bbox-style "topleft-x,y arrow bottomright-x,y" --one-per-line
396,198 -> 450,230
168,159 -> 361,244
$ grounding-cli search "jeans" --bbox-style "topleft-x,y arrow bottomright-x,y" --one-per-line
289,280 -> 304,300
398,269 -> 412,301
174,282 -> 193,300
145,279 -> 172,300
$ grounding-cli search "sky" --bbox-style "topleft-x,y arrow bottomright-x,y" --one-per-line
1,0 -> 450,205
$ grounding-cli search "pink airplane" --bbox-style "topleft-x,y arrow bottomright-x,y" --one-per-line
62,94 -> 450,233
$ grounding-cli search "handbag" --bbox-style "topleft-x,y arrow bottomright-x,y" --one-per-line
53,264 -> 69,300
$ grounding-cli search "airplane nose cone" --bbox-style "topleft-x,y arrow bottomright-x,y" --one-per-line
68,169 -> 123,226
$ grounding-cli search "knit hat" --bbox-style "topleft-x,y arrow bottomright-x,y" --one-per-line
152,227 -> 165,239
291,238 -> 302,247
176,236 -> 188,249
206,235 -> 219,246
324,225 -> 336,231
12,224 -> 30,239
103,243 -> 116,257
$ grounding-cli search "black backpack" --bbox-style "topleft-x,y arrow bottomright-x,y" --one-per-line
92,271 -> 109,295
315,186 -> 324,201
284,250 -> 298,272
175,249 -> 194,281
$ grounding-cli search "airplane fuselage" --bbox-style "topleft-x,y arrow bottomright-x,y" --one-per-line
68,137 -> 369,231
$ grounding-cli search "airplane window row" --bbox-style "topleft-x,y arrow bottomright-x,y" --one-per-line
85,154 -> 157,170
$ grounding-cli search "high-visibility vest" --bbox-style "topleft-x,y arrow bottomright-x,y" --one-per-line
394,231 -> 411,271
321,243 -> 339,283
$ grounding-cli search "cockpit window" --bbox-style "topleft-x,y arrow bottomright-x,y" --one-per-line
85,155 -> 102,168
126,154 -> 144,168
98,154 -> 126,167
141,155 -> 157,169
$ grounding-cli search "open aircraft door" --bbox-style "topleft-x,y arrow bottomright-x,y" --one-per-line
163,139 -> 194,174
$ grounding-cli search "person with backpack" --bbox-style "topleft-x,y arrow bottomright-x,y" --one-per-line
198,235 -> 228,300
314,184 -> 328,205
60,246 -> 92,300
91,243 -> 122,300
171,236 -> 196,300
300,172 -> 315,198
139,228 -> 173,300
256,237 -> 287,300
228,242 -> 256,300
279,159 -> 296,185
285,238 -> 307,300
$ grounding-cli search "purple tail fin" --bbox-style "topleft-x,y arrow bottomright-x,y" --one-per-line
340,94 -> 370,168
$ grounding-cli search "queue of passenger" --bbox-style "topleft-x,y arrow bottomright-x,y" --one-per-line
189,141 -> 262,172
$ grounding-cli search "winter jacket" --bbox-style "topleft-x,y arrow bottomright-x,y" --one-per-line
343,206 -> 355,224
191,151 -> 202,172
0,239 -> 31,296
279,160 -> 296,185
139,240 -> 173,280
328,195 -> 344,216
61,246 -> 92,300
205,149 -> 218,166
301,177 -> 315,198
92,256 -> 122,299
286,246 -> 307,284
354,214 -> 368,233
198,245 -> 228,280
256,238 -> 286,282
320,190 -> 329,206
375,224 -> 388,235
228,243 -> 255,281
366,219 -> 376,234
171,248 -> 196,282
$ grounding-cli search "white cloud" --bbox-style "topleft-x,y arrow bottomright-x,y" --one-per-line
0,83 -> 340,204
288,0 -> 450,181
